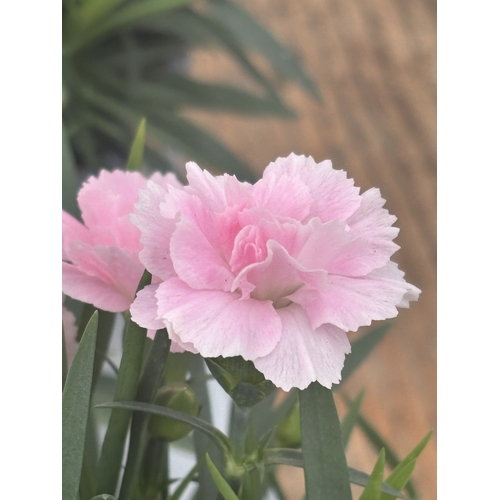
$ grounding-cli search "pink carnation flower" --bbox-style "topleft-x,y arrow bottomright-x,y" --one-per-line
62,169 -> 181,313
130,154 -> 420,391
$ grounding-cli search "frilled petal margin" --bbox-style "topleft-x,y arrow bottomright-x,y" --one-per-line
131,180 -> 178,282
155,278 -> 282,360
290,261 -> 420,332
253,304 -> 351,392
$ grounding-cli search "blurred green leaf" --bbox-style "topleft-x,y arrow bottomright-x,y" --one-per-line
126,117 -> 147,171
358,449 -> 385,500
299,383 -> 352,500
341,389 -> 365,448
380,431 -> 432,500
62,312 -> 99,500
62,123 -> 81,218
91,495 -> 116,500
66,0 -> 197,53
117,329 -> 171,500
96,319 -> 148,496
206,453 -> 239,500
337,323 -> 392,389
208,0 -> 321,101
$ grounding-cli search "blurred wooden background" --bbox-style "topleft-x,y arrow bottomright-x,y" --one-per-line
187,0 -> 436,498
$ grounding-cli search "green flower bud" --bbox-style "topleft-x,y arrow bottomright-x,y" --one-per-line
275,400 -> 301,448
148,382 -> 199,441
205,356 -> 276,410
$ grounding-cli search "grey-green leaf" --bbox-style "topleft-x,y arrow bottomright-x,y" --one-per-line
262,449 -> 406,499
358,449 -> 385,500
62,312 -> 99,500
96,400 -> 232,453
205,453 -> 239,500
96,319 -> 148,495
126,117 -> 147,171
299,383 -> 352,500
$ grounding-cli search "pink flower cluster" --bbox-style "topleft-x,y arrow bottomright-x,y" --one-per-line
62,155 -> 420,391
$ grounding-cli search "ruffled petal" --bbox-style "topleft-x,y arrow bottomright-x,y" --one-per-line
64,244 -> 143,311
155,278 -> 282,359
253,304 -> 351,391
263,154 -> 361,222
346,187 -> 400,262
130,284 -> 165,330
131,180 -> 177,281
170,215 -> 234,291
62,211 -> 91,261
62,262 -> 132,312
290,261 -> 419,331
252,172 -> 313,220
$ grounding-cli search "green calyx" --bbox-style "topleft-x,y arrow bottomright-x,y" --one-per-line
205,356 -> 275,410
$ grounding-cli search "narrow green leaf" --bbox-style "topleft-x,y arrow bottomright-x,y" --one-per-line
341,389 -> 365,448
208,0 -> 321,101
190,354 -> 221,500
380,461 -> 416,500
126,117 -> 147,171
62,312 -> 99,500
96,401 -> 231,453
336,324 -> 391,389
117,329 -> 171,500
262,449 -> 406,499
380,431 -> 432,500
206,453 -> 239,500
96,319 -> 148,496
299,383 -> 352,500
358,449 -> 386,500
340,393 -> 417,499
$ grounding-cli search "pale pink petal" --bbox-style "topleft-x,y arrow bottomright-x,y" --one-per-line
184,162 -> 228,212
78,170 -> 146,251
62,211 -> 91,261
130,284 -> 165,330
296,217 -> 388,276
290,261 -> 419,331
155,278 -> 282,359
252,172 -> 313,220
170,215 -> 234,291
346,188 -> 400,261
263,154 -> 361,222
63,244 -> 144,311
131,181 -> 177,281
233,240 -> 325,305
63,262 -> 132,312
253,304 -> 351,391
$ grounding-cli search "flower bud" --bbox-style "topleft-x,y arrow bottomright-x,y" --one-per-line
205,356 -> 275,409
148,382 -> 199,441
